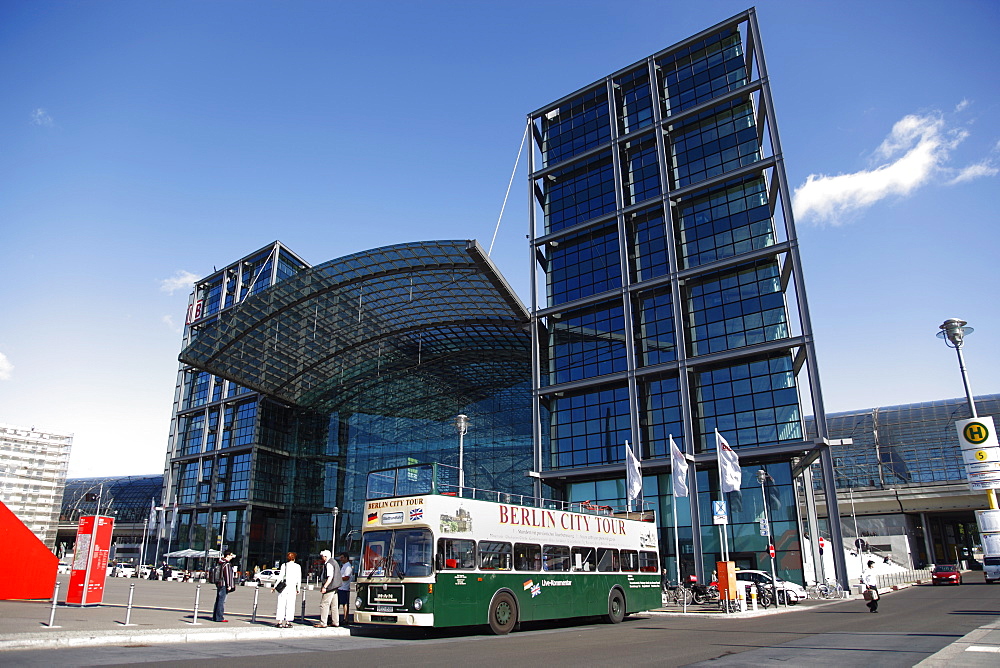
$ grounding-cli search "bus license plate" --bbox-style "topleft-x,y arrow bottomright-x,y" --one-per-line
377,606 -> 394,613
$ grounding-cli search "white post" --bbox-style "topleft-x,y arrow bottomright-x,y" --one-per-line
331,507 -> 339,557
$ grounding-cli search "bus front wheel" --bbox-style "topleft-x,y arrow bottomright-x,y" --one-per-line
488,591 -> 518,635
605,589 -> 625,624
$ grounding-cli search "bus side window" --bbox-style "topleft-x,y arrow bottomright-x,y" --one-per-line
478,541 -> 512,571
597,548 -> 620,572
572,546 -> 596,572
621,549 -> 639,572
514,543 -> 541,571
438,538 -> 476,570
542,544 -> 570,572
639,550 -> 659,573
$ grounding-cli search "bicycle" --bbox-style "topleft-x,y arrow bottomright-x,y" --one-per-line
807,579 -> 844,600
662,582 -> 694,606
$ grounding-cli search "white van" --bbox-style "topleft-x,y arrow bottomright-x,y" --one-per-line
983,556 -> 1000,584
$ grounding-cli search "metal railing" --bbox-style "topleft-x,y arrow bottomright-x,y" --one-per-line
876,568 -> 930,589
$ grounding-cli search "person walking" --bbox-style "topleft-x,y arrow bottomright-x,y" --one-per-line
862,560 -> 880,613
336,552 -> 354,625
315,550 -> 338,628
274,551 -> 302,628
212,551 -> 237,623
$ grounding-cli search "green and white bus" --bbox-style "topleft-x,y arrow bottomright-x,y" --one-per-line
354,463 -> 661,634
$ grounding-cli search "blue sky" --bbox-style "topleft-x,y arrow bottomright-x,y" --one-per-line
1,0 -> 997,477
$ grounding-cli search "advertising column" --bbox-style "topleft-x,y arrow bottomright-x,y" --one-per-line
67,515 -> 115,606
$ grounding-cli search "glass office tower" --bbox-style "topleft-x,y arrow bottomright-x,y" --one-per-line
165,240 -> 533,570
528,9 -> 843,584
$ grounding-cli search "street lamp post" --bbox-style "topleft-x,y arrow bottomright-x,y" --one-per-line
454,414 -> 470,493
937,318 -> 998,510
756,470 -> 780,606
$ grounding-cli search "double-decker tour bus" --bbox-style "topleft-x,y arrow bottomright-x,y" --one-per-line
354,463 -> 660,634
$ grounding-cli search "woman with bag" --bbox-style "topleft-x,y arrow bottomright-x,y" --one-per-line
862,560 -> 880,613
274,552 -> 302,627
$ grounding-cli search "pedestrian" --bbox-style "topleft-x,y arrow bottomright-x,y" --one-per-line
274,551 -> 302,628
335,552 -> 354,625
862,560 -> 879,613
212,551 -> 237,622
314,550 -> 338,628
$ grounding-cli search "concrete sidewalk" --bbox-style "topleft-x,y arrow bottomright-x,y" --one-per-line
0,575 -> 349,652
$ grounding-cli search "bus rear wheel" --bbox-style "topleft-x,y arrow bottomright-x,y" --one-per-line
605,589 -> 625,624
488,591 -> 517,635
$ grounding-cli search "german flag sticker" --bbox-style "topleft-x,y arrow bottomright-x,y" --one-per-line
367,512 -> 378,524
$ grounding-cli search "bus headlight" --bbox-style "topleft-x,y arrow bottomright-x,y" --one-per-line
355,597 -> 364,610
413,597 -> 423,611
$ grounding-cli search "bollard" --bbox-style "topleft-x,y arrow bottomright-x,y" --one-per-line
46,580 -> 61,628
300,589 -> 307,622
190,584 -> 203,625
251,586 -> 260,623
122,583 -> 137,626
750,585 -> 757,611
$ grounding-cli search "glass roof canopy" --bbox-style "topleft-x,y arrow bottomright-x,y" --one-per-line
180,240 -> 531,419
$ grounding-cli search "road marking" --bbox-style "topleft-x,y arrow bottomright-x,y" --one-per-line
965,645 -> 1000,653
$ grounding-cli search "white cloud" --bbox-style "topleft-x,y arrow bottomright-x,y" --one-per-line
0,352 -> 13,380
159,270 -> 199,295
948,161 -> 999,185
955,99 -> 970,113
162,314 -> 183,333
31,108 -> 53,126
793,109 -> 997,225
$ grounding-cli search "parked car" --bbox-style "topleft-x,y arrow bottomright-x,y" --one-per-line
734,570 -> 806,603
57,562 -> 71,574
254,568 -> 282,586
931,564 -> 962,585
111,563 -> 136,578
982,556 -> 1000,584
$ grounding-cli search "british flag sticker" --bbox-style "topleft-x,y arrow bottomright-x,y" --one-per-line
409,507 -> 423,521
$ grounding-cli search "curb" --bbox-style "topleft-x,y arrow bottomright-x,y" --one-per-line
0,624 -> 350,652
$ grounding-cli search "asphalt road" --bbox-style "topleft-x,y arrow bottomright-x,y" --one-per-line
5,572 -> 998,667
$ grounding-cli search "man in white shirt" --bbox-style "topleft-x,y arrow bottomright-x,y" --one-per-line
862,560 -> 879,613
315,550 -> 338,627
336,552 -> 353,625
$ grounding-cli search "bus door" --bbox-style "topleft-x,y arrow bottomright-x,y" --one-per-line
436,538 -> 478,624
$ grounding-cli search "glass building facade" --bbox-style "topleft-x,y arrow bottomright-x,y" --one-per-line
58,474 -> 163,562
806,394 -> 1000,566
527,9 -> 839,585
163,240 -> 533,570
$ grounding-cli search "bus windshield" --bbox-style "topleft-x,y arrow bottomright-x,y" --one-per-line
361,528 -> 433,578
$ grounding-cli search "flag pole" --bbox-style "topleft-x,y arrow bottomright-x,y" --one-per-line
716,429 -> 729,563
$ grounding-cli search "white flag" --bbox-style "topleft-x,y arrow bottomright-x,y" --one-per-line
670,436 -> 689,498
625,441 -> 642,506
148,497 -> 157,530
716,429 -> 741,493
169,499 -> 179,532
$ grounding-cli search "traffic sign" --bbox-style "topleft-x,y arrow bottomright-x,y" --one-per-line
819,537 -> 826,549
768,544 -> 775,558
966,461 -> 1000,474
957,417 -> 998,450
969,476 -> 1000,492
712,500 -> 728,525
963,447 -> 1000,465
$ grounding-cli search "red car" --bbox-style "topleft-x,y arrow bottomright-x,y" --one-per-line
931,564 -> 962,585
